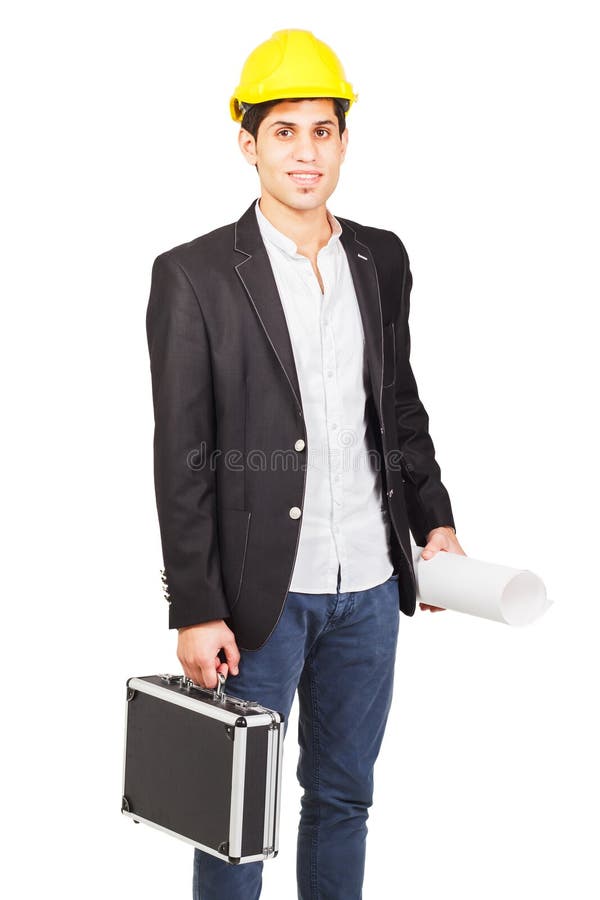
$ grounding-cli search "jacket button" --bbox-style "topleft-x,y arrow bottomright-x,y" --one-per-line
380,426 -> 385,435
289,507 -> 302,519
294,439 -> 305,451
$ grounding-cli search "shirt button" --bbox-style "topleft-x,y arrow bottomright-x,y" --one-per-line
289,507 -> 302,519
294,439 -> 305,451
387,489 -> 394,498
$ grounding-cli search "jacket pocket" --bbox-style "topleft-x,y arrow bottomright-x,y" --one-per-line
218,508 -> 252,611
382,322 -> 396,388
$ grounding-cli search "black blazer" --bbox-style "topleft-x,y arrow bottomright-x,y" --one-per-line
146,198 -> 455,651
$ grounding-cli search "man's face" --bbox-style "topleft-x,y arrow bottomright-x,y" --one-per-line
239,98 -> 348,212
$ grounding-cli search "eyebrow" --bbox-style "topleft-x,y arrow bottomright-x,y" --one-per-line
268,119 -> 336,129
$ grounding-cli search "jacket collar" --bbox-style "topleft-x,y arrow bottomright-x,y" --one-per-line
233,198 -> 385,420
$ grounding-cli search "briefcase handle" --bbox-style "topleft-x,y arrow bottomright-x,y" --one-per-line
160,672 -> 226,702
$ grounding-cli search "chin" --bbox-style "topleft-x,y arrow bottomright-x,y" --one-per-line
284,186 -> 329,208
262,179 -> 331,211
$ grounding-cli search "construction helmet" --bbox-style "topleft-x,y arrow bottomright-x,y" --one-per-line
230,29 -> 358,123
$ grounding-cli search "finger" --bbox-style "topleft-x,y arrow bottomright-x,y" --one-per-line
216,661 -> 229,680
190,663 -> 208,687
215,650 -> 232,679
223,640 -> 240,675
204,665 -> 220,690
194,658 -> 217,690
421,545 -> 438,559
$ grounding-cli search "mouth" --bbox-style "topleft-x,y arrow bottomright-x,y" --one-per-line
287,171 -> 323,186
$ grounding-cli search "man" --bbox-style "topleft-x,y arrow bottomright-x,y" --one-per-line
146,28 -> 464,900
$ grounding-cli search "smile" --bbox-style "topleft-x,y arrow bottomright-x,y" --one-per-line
288,172 -> 322,186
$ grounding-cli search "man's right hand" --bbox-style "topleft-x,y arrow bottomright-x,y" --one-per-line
177,619 -> 241,689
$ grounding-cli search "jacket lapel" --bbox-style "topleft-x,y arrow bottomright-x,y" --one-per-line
338,221 -> 384,419
234,200 -> 303,411
233,199 -> 383,418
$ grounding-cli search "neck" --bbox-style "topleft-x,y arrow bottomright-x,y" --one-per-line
258,193 -> 332,256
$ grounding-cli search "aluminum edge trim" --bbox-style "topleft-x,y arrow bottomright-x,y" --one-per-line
244,713 -> 276,728
229,726 -> 247,857
263,720 -> 275,852
273,717 -> 285,853
122,683 -> 131,806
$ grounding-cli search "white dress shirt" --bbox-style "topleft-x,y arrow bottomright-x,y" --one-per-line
255,199 -> 394,594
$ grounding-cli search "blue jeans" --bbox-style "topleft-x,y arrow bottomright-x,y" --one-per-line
192,571 -> 400,899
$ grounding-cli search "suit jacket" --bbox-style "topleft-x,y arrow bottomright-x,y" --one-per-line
146,198 -> 456,651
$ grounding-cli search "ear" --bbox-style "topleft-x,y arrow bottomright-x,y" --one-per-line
340,127 -> 349,161
238,128 -> 258,167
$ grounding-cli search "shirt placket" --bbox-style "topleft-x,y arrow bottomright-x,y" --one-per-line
313,253 -> 344,581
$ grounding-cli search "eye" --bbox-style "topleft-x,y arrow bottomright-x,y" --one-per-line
315,129 -> 330,137
277,129 -> 292,137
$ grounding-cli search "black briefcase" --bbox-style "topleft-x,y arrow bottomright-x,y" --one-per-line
121,673 -> 285,864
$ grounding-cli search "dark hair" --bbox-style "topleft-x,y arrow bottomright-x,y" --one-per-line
240,97 -> 348,142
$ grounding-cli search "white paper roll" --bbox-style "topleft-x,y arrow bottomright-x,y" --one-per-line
411,546 -> 552,625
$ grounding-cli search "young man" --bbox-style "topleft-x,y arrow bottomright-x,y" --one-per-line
146,28 -> 464,900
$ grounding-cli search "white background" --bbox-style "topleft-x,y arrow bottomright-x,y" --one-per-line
2,1 -> 598,897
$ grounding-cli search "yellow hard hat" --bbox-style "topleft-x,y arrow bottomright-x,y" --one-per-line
230,29 -> 358,123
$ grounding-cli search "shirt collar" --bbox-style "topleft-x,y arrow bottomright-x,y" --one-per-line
254,198 -> 342,260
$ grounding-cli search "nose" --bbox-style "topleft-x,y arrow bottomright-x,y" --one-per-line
293,132 -> 317,163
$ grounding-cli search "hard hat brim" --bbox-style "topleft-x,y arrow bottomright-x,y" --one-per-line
230,90 -> 356,123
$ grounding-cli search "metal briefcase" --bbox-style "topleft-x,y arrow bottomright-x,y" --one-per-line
121,672 -> 285,864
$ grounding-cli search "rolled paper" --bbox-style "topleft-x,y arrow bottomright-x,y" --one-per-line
411,546 -> 552,625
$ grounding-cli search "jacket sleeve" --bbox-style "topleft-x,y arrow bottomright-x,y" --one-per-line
146,252 -> 230,629
392,234 -> 456,547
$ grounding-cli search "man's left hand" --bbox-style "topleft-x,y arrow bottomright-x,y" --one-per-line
418,526 -> 466,612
